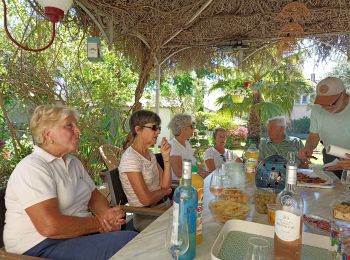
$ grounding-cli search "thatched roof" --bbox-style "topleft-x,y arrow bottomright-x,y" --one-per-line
74,0 -> 350,66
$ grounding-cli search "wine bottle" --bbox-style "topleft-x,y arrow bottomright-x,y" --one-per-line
274,152 -> 304,260
173,159 -> 198,260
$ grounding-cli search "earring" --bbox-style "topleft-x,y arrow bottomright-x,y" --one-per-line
50,140 -> 54,144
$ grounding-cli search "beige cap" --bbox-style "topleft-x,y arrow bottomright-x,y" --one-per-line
314,77 -> 345,105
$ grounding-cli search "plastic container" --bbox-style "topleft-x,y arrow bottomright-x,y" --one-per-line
331,195 -> 350,222
244,139 -> 259,183
191,165 -> 204,244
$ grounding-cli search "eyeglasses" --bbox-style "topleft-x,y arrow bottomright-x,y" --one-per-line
220,154 -> 226,162
142,125 -> 161,131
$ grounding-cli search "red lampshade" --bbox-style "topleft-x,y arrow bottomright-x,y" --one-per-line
37,0 -> 73,22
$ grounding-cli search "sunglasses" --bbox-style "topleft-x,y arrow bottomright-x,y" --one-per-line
220,154 -> 226,162
142,125 -> 161,131
186,122 -> 196,129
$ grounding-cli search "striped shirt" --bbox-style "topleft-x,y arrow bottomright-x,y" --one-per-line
259,136 -> 304,165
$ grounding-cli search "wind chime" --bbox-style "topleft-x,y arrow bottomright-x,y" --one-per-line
276,1 -> 310,53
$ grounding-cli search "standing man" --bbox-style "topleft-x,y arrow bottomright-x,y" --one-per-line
259,116 -> 305,167
298,77 -> 350,178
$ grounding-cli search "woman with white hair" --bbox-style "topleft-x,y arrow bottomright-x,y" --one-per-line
4,105 -> 137,259
168,113 -> 209,179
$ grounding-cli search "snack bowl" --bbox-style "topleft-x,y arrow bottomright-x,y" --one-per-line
208,198 -> 250,223
253,188 -> 277,214
209,187 -> 250,223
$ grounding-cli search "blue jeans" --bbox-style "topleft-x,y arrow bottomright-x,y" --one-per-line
24,231 -> 138,260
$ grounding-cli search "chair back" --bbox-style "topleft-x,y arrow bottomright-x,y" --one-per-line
0,187 -> 6,248
154,153 -> 164,171
99,144 -> 123,170
104,168 -> 128,206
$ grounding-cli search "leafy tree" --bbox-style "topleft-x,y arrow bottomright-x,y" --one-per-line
328,58 -> 350,88
0,1 -> 138,183
210,48 -> 312,145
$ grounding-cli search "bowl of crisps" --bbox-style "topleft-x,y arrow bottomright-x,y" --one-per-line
208,187 -> 250,223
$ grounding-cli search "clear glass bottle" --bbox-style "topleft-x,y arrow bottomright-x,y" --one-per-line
274,152 -> 304,260
173,159 -> 198,260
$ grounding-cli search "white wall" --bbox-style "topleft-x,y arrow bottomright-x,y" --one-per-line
290,104 -> 311,120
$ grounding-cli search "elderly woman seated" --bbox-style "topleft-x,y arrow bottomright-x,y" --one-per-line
118,110 -> 172,232
4,105 -> 137,260
168,113 -> 209,179
204,128 -> 242,172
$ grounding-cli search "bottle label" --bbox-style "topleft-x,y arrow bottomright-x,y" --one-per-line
196,187 -> 203,239
275,210 -> 301,241
171,202 -> 179,244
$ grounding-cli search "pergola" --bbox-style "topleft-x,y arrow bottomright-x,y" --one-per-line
73,0 -> 350,113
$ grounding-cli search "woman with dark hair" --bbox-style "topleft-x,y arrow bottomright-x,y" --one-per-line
118,110 -> 172,231
4,105 -> 137,260
204,128 -> 241,172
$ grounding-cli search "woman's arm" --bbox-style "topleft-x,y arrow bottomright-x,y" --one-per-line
158,137 -> 172,189
170,155 -> 183,178
126,172 -> 171,206
25,198 -> 102,239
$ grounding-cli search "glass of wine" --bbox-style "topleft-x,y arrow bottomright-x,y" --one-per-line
244,237 -> 271,260
209,170 -> 224,199
165,214 -> 189,259
341,170 -> 350,190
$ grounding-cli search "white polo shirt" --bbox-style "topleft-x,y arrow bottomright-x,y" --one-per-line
4,146 -> 96,254
169,138 -> 197,180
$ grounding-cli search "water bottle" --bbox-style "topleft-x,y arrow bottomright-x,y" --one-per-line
173,159 -> 198,260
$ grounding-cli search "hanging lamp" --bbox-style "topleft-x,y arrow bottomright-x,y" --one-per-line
2,0 -> 73,52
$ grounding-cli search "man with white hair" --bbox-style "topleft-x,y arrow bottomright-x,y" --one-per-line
259,116 -> 305,166
299,77 -> 350,178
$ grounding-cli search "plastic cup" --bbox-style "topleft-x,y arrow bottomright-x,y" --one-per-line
267,204 -> 276,225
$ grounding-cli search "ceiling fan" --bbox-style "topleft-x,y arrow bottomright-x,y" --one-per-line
218,40 -> 250,54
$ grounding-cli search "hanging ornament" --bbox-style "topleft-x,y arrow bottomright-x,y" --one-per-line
87,37 -> 103,62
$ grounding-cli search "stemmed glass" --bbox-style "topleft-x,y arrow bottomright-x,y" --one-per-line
165,213 -> 189,259
209,169 -> 224,199
341,170 -> 350,190
244,237 -> 271,260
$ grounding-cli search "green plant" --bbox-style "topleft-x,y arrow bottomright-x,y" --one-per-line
287,116 -> 310,134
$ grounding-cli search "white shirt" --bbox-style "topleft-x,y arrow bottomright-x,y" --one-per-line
204,147 -> 238,170
4,146 -> 96,254
118,147 -> 161,207
310,103 -> 350,149
169,138 -> 197,180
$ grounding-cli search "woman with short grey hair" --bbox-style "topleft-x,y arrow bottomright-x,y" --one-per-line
168,113 -> 208,180
4,105 -> 137,259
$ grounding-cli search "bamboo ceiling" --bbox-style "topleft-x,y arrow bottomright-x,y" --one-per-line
74,0 -> 350,66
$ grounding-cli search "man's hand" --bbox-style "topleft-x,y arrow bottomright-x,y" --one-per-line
325,153 -> 350,171
298,147 -> 314,160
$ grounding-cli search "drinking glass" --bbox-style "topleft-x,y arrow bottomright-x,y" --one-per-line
209,170 -> 224,199
165,214 -> 189,259
244,237 -> 271,260
341,170 -> 350,190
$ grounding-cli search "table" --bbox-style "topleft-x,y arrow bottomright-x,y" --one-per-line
111,171 -> 345,260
